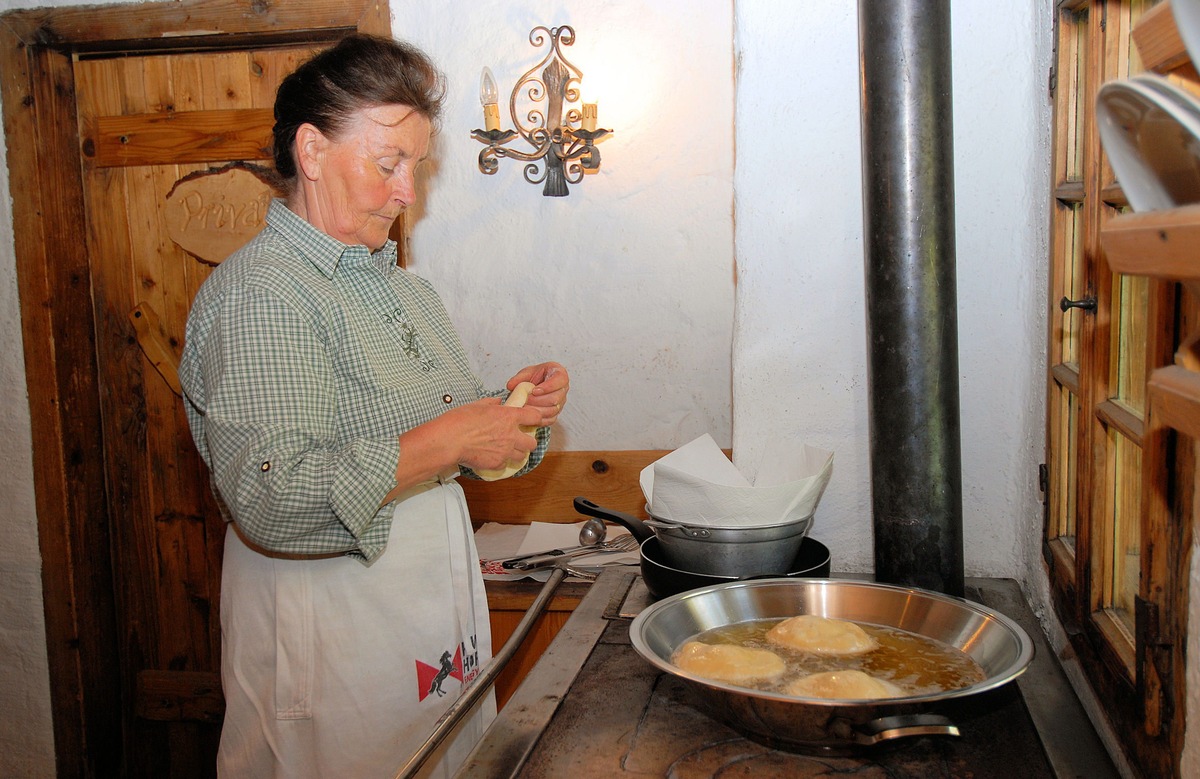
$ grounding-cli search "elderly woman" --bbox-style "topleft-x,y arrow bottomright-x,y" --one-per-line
179,34 -> 569,777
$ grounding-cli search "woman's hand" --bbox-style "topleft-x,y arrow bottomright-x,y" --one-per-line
507,362 -> 569,426
443,398 -> 542,472
390,399 -> 541,500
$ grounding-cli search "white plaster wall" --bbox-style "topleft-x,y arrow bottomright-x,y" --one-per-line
393,0 -> 735,451
732,1 -> 871,570
732,0 -> 1049,579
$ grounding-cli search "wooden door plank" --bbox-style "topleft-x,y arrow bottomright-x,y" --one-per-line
129,51 -> 203,678
3,39 -> 124,777
169,55 -> 228,666
92,107 -> 274,167
250,45 -> 318,106
80,61 -> 170,765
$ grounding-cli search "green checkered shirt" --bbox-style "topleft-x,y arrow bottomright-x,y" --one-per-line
180,200 -> 548,563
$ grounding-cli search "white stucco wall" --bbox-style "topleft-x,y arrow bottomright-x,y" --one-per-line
732,0 -> 1049,579
393,0 -> 735,451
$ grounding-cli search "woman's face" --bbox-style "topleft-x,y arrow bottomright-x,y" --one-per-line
301,104 -> 431,251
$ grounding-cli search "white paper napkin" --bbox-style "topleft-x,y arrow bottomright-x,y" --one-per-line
641,434 -> 833,528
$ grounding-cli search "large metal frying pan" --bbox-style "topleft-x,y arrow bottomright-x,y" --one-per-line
629,578 -> 1034,754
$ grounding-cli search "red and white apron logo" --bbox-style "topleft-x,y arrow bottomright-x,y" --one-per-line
416,647 -> 463,701
415,636 -> 481,702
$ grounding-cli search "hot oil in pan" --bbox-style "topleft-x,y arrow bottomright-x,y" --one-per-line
680,619 -> 986,697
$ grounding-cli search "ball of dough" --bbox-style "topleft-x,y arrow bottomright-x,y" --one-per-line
765,615 -> 879,655
673,641 -> 787,685
475,382 -> 538,481
785,669 -> 904,700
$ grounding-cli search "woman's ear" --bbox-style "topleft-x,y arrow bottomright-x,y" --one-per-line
294,122 -> 325,182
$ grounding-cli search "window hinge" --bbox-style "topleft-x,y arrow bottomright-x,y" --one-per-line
1038,463 -> 1048,493
1048,64 -> 1057,98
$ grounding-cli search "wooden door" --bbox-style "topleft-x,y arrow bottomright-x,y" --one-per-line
76,44 -> 324,777
0,3 -> 391,776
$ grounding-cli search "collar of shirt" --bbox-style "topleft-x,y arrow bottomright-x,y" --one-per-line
265,199 -> 400,279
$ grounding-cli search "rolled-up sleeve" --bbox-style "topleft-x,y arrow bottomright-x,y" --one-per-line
187,282 -> 399,561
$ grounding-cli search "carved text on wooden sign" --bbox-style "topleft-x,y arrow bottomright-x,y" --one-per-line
166,163 -> 276,265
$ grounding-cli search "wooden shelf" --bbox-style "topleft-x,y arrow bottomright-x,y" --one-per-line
1102,204 -> 1200,380
1101,203 -> 1200,280
1133,0 -> 1200,87
1133,1 -> 1193,75
1147,365 -> 1200,438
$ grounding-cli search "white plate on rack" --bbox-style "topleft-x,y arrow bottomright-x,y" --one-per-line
1097,73 -> 1200,210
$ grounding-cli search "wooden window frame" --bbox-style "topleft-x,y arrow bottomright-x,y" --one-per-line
1045,2 -> 1192,775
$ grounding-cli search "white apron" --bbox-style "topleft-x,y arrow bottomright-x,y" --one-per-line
217,477 -> 494,778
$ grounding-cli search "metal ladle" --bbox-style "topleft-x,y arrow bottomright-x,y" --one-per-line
577,517 -> 607,546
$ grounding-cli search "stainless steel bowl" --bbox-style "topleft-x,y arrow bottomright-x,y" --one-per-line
573,497 -> 813,577
644,508 -> 814,577
629,578 -> 1035,753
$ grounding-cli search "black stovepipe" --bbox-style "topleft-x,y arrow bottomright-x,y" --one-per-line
858,0 -> 965,595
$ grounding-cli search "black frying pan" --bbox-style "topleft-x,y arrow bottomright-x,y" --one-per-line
640,535 -> 831,599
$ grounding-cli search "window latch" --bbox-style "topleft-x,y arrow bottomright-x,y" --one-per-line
1059,295 -> 1097,313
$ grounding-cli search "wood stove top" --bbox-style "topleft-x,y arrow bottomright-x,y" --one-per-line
461,571 -> 1120,778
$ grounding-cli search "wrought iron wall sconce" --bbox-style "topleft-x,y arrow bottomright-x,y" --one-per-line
471,25 -> 611,197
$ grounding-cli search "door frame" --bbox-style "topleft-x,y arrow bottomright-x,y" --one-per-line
0,1 -> 391,774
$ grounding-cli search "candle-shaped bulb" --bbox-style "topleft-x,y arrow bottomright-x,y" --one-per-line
480,67 -> 501,131
581,102 -> 598,132
480,67 -> 499,106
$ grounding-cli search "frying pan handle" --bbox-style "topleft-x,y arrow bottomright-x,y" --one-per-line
573,497 -> 654,543
851,714 -> 960,746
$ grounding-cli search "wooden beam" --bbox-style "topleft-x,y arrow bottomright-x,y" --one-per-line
0,0 -> 387,49
0,34 -> 124,777
91,108 -> 273,167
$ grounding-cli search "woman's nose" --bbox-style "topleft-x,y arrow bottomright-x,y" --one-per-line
394,169 -> 417,208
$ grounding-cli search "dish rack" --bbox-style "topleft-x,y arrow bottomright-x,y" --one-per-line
1101,2 -> 1200,441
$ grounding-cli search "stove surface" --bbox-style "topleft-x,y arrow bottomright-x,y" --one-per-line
519,622 -> 1052,778
463,572 -> 1119,779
